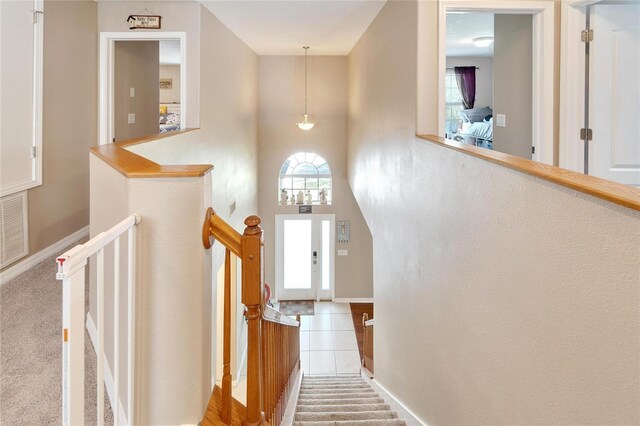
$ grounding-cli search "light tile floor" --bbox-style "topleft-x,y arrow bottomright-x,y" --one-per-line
278,301 -> 361,376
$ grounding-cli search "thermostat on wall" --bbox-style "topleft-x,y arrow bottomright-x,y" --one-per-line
337,221 -> 350,243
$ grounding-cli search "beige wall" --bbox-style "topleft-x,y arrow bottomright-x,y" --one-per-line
493,14 -> 533,158
90,152 -> 212,425
258,55 -> 373,300
159,64 -> 181,104
128,3 -> 260,394
1,0 -> 98,273
445,57 -> 494,109
98,1 -> 200,128
114,41 -> 159,141
349,1 -> 640,424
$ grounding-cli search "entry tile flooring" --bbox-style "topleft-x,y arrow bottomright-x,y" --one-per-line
275,301 -> 361,376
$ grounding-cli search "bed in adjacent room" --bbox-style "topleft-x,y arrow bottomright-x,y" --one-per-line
453,107 -> 494,149
159,103 -> 181,133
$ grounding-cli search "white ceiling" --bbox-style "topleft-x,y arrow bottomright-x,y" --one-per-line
159,39 -> 181,65
446,12 -> 494,57
200,0 -> 387,55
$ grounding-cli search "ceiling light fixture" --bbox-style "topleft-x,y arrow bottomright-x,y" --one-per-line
297,46 -> 315,131
472,36 -> 494,48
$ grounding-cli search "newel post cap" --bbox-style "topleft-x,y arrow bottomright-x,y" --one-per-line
244,215 -> 262,235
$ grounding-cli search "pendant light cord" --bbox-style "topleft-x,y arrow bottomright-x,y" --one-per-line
303,46 -> 309,115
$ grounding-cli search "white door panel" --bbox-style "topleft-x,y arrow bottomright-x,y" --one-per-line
590,3 -> 640,185
276,215 -> 335,301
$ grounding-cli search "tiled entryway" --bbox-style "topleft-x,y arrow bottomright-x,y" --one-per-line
296,302 -> 361,376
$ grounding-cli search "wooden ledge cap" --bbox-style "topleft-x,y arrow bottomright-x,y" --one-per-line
416,134 -> 640,212
90,129 -> 213,179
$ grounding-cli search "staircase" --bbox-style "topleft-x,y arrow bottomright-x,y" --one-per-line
294,375 -> 406,425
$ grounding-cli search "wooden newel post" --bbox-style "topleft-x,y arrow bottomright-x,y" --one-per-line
242,215 -> 265,426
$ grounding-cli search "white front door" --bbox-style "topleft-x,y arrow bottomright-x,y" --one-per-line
590,2 -> 640,186
275,214 -> 335,301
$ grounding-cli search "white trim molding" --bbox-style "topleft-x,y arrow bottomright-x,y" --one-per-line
434,0 -> 555,165
559,1 -> 588,173
0,225 -> 89,286
0,0 -> 44,197
368,377 -> 427,425
99,32 -> 187,145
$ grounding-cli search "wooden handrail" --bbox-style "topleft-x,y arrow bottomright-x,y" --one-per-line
202,208 -> 242,257
202,210 -> 301,426
362,313 -> 374,375
416,134 -> 640,212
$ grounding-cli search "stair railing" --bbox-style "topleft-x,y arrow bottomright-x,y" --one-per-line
362,313 -> 374,374
202,208 -> 300,425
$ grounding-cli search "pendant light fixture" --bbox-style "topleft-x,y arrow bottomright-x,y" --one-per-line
297,46 -> 315,130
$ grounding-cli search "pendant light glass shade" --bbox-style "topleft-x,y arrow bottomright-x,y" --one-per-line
297,114 -> 314,130
297,46 -> 315,130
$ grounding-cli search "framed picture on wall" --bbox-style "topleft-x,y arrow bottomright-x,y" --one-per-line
159,78 -> 172,90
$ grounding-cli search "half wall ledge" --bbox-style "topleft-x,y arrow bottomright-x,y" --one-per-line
89,128 -> 213,179
416,134 -> 640,212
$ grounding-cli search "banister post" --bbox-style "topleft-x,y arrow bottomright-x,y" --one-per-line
362,313 -> 369,367
242,215 -> 265,426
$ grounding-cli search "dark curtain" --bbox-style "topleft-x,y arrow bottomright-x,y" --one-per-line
454,66 -> 476,109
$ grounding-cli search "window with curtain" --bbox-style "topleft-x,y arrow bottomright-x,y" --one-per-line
445,71 -> 463,136
279,152 -> 332,205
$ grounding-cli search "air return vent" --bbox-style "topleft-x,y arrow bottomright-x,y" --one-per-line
0,191 -> 29,268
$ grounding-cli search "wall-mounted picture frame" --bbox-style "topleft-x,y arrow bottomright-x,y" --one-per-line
127,15 -> 162,30
159,78 -> 172,90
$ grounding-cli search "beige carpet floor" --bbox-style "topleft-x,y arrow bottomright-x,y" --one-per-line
1,239 -> 113,425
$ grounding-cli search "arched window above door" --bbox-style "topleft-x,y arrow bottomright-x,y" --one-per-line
279,152 -> 332,205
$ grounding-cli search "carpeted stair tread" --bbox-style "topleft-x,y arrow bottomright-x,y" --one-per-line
293,420 -> 407,426
299,388 -> 375,395
295,376 -> 407,426
301,383 -> 371,390
296,410 -> 399,421
298,392 -> 379,400
304,380 -> 367,386
297,403 -> 391,413
297,397 -> 385,405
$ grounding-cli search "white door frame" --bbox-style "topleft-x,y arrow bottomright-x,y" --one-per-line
275,214 -> 335,302
437,0 -> 555,165
98,32 -> 187,145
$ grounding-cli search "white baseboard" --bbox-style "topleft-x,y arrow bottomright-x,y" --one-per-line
86,313 -> 129,424
333,297 -> 374,303
369,377 -> 426,426
0,225 -> 89,286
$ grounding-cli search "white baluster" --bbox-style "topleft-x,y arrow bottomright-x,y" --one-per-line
127,226 -> 136,425
114,236 -> 120,425
97,248 -> 105,425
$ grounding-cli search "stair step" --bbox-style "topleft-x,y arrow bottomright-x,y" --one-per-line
294,420 -> 407,426
302,380 -> 367,386
296,403 -> 391,413
303,375 -> 361,380
301,383 -> 371,390
297,391 -> 378,400
296,410 -> 399,422
299,388 -> 375,395
296,397 -> 385,406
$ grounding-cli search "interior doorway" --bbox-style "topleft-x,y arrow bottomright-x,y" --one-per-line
437,1 -> 555,164
275,214 -> 335,301
99,32 -> 187,145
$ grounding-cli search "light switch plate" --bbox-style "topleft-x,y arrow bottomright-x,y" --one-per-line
128,113 -> 135,124
338,250 -> 348,256
130,87 -> 135,97
496,114 -> 506,127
